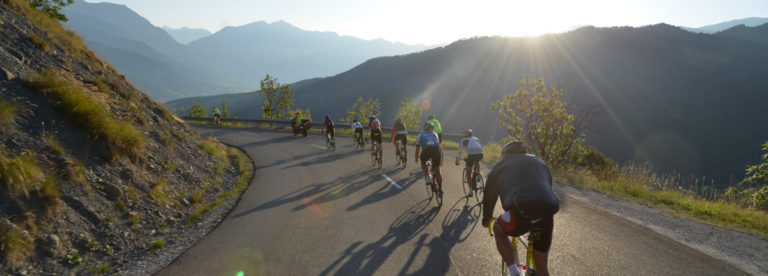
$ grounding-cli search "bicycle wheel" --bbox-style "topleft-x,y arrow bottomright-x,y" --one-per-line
371,147 -> 376,166
435,184 -> 443,206
377,147 -> 383,169
326,137 -> 331,150
462,168 -> 470,197
425,177 -> 433,200
474,173 -> 484,203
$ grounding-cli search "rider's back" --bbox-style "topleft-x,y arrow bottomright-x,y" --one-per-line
487,154 -> 559,214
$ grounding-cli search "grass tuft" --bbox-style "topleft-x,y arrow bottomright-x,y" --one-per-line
40,176 -> 60,216
0,149 -> 45,198
150,179 -> 168,204
0,100 -> 18,127
24,70 -> 145,161
0,223 -> 34,269
27,33 -> 49,51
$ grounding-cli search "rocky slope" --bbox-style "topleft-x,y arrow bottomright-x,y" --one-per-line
0,1 -> 251,274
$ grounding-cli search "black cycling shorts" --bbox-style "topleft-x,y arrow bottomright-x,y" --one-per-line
354,128 -> 364,137
465,153 -> 483,167
497,208 -> 554,252
420,146 -> 442,166
394,134 -> 407,145
370,129 -> 382,144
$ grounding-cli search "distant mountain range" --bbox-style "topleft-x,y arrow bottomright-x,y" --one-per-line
162,26 -> 211,45
167,23 -> 768,186
62,0 -> 433,101
683,17 -> 768,33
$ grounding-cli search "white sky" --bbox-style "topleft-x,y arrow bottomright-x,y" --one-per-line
90,0 -> 768,45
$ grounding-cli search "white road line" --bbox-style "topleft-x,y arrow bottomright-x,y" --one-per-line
311,144 -> 326,149
245,133 -> 259,136
381,174 -> 403,190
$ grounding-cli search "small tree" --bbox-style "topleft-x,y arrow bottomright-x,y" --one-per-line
397,98 -> 422,130
490,76 -> 585,168
343,97 -> 380,124
257,75 -> 294,120
187,100 -> 206,117
220,101 -> 231,119
28,0 -> 74,21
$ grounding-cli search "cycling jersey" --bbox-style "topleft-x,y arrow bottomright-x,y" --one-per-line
351,122 -> 364,129
367,119 -> 381,131
457,137 -> 483,157
391,121 -> 407,136
427,119 -> 442,134
417,131 -> 440,149
213,108 -> 221,116
482,154 -> 559,222
322,119 -> 335,134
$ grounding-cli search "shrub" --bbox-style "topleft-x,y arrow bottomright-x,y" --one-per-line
24,70 -> 145,161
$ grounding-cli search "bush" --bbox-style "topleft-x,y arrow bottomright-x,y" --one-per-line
579,146 -> 618,180
24,70 -> 145,161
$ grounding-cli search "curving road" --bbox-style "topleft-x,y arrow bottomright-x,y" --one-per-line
156,127 -> 746,276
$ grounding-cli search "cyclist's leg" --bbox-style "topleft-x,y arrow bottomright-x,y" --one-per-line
431,148 -> 443,189
533,250 -> 550,276
400,134 -> 408,158
492,222 -> 517,267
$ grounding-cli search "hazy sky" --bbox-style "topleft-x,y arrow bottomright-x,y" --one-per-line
91,0 -> 767,45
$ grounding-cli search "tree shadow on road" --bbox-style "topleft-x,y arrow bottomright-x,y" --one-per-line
319,199 -> 440,276
283,149 -> 362,169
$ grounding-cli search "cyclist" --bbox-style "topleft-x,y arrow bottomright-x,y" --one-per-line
291,111 -> 304,131
481,141 -> 559,276
351,119 -> 365,147
322,115 -> 335,145
390,118 -> 408,161
415,122 -> 442,195
212,106 -> 222,124
427,115 -> 443,145
455,129 -> 483,197
367,116 -> 383,153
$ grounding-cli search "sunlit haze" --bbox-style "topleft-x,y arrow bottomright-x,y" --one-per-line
91,0 -> 766,45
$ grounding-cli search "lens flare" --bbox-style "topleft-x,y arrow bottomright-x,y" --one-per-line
421,99 -> 431,111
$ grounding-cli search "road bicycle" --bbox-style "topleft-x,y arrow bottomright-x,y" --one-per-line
353,131 -> 365,150
461,158 -> 484,203
423,160 -> 442,206
325,133 -> 336,151
370,142 -> 382,168
394,140 -> 407,169
487,218 -> 541,276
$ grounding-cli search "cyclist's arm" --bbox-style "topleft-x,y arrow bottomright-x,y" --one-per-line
390,127 -> 396,142
456,138 -> 466,159
482,168 -> 500,223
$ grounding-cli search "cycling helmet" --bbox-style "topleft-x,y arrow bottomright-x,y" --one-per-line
502,141 -> 527,155
423,122 -> 434,131
369,116 -> 376,121
462,129 -> 473,137
353,119 -> 358,123
396,117 -> 401,122
428,115 -> 435,120
325,115 -> 331,121
296,111 -> 301,115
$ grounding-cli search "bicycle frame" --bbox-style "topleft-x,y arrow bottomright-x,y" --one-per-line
487,219 -> 537,275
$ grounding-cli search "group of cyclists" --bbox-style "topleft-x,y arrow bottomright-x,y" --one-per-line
291,111 -> 558,276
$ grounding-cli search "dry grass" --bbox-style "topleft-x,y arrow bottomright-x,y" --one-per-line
24,70 -> 145,161
0,100 -> 18,127
0,223 -> 34,269
556,166 -> 768,238
150,179 -> 168,204
0,148 -> 45,198
27,33 -> 49,51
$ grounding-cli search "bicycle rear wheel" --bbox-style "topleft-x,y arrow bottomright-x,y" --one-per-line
376,148 -> 383,168
435,185 -> 443,206
462,168 -> 470,197
425,178 -> 433,200
474,173 -> 484,203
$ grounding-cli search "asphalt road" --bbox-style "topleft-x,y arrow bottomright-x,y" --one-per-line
156,127 -> 747,276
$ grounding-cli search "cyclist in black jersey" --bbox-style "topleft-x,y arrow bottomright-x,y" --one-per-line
482,141 -> 559,276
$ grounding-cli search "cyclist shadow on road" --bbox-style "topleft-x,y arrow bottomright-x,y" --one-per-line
283,149 -> 362,169
398,197 -> 482,275
232,169 -> 378,218
346,168 -> 421,212
319,199 -> 440,276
